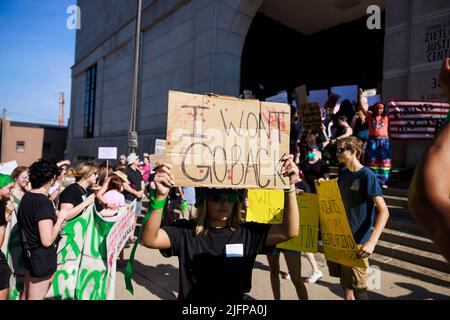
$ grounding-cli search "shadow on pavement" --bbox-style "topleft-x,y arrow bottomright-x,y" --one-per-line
315,279 -> 450,300
117,260 -> 179,300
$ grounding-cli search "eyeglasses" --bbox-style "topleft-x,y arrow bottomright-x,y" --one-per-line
208,194 -> 239,204
337,147 -> 351,154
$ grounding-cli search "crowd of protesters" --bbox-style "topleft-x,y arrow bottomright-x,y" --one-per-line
1,59 -> 450,301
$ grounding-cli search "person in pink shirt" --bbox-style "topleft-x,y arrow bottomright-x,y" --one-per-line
140,154 -> 151,185
359,92 -> 391,188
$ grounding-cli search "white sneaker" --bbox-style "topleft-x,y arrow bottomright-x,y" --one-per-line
305,271 -> 323,283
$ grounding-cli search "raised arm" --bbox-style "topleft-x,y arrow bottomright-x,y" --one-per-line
140,164 -> 173,249
408,58 -> 450,262
266,155 -> 300,245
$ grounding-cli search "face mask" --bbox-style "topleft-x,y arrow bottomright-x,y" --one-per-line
308,152 -> 315,160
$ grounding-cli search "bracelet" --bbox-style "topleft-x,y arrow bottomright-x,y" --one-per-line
284,189 -> 296,193
149,189 -> 167,210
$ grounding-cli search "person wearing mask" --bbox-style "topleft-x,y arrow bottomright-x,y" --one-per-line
123,153 -> 144,243
0,174 -> 14,300
17,160 -> 68,300
300,145 -> 330,194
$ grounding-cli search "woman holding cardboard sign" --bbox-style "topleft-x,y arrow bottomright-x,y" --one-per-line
141,155 -> 300,301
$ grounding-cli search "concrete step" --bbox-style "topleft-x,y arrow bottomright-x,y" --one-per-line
374,239 -> 450,274
380,228 -> 441,255
385,217 -> 427,237
383,194 -> 408,208
369,252 -> 450,288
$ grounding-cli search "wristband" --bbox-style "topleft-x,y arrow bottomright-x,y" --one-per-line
149,188 -> 167,210
284,189 -> 296,193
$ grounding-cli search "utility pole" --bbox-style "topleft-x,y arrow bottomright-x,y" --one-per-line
1,109 -> 7,162
128,0 -> 143,154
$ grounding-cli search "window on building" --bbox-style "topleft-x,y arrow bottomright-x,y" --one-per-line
84,64 -> 97,139
43,142 -> 51,154
16,141 -> 25,153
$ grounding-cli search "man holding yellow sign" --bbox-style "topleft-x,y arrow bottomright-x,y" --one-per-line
318,136 -> 389,301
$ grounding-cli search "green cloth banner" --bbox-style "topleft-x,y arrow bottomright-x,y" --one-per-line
3,198 -> 135,300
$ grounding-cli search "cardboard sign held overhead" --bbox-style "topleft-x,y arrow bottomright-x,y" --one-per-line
294,85 -> 308,105
0,161 -> 18,175
148,153 -> 165,168
298,103 -> 322,131
166,91 -> 290,189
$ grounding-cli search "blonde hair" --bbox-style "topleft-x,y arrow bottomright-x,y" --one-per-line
194,199 -> 243,235
73,161 -> 98,182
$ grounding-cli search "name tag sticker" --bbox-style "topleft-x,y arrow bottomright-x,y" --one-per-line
225,243 -> 244,258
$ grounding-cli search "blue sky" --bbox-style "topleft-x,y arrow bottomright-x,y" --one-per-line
0,0 -> 77,125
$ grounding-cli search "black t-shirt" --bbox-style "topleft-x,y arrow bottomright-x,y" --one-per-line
58,183 -> 87,209
124,167 -> 143,201
300,160 -> 330,193
0,199 -> 6,227
161,219 -> 273,301
18,192 -> 56,250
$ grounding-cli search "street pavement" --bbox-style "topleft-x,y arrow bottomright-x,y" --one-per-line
114,241 -> 450,300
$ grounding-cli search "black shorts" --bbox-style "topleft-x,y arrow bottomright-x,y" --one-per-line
23,246 -> 57,278
0,252 -> 11,290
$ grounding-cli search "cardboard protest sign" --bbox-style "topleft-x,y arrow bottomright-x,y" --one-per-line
315,180 -> 367,268
148,153 -> 165,168
294,85 -> 308,105
166,91 -> 290,189
324,93 -> 340,113
246,189 -> 284,224
277,193 -> 319,253
298,103 -> 322,131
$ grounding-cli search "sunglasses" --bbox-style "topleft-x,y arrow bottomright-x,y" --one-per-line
337,147 -> 351,154
208,194 -> 239,204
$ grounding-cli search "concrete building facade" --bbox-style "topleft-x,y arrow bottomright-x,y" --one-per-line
67,0 -> 450,168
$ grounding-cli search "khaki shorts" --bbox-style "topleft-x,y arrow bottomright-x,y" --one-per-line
327,259 -> 369,291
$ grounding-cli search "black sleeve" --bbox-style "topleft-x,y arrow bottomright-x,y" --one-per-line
160,219 -> 192,257
0,200 -> 6,227
243,222 -> 274,255
321,161 -> 330,176
34,198 -> 56,223
59,186 -> 82,208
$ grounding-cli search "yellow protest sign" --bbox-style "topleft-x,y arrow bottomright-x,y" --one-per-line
276,193 -> 319,253
316,179 -> 368,268
246,189 -> 284,224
